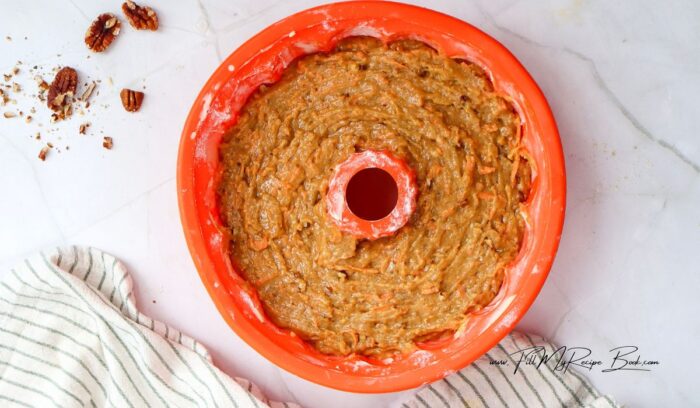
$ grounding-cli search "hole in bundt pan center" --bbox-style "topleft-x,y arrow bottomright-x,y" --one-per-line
345,167 -> 399,221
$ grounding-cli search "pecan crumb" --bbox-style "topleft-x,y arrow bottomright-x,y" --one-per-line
122,1 -> 159,31
37,77 -> 50,93
79,122 -> 90,134
120,88 -> 144,112
85,14 -> 121,52
103,136 -> 113,149
81,81 -> 96,102
38,145 -> 50,161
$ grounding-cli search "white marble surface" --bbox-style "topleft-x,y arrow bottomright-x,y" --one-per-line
1,1 -> 698,406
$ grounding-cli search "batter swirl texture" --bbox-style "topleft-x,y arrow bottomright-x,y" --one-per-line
218,37 -> 531,356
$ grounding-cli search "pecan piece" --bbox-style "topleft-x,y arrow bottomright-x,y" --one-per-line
47,67 -> 78,112
38,145 -> 50,161
81,82 -> 96,102
85,13 -> 121,52
120,88 -> 144,112
122,1 -> 159,31
103,137 -> 114,150
36,76 -> 50,94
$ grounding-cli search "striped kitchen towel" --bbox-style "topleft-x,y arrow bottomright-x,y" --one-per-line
0,246 -> 619,408
0,246 -> 298,407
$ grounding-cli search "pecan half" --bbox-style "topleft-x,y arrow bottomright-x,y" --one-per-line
47,67 -> 78,112
120,88 -> 144,112
85,13 -> 121,52
122,1 -> 159,31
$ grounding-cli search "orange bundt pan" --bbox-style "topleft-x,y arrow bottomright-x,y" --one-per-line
177,1 -> 565,393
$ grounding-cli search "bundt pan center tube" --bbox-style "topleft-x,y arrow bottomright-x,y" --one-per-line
327,149 -> 417,240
